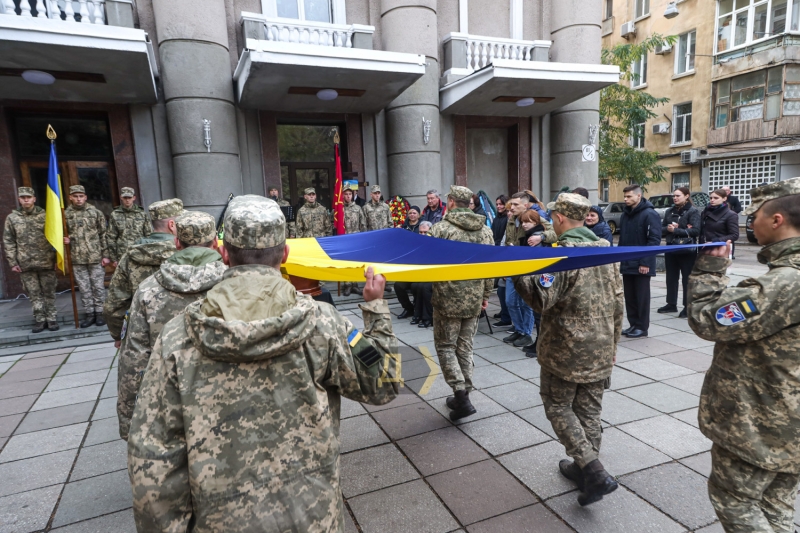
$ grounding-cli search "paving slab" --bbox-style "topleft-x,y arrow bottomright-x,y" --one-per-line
0,413 -> 23,438
623,337 -> 684,356
480,380 -> 541,412
339,415 -> 390,454
21,347 -> 73,359
608,367 -> 653,390
474,344 -> 528,364
0,394 -> 38,417
70,439 -> 128,481
618,358 -> 696,381
340,444 -> 419,498
459,413 -> 550,456
499,440 -> 577,500
598,427 -> 671,476
91,397 -> 118,420
661,332 -> 715,350
65,348 -> 117,364
498,358 -> 541,380
428,390 -> 507,425
663,374 -> 707,397
370,401 -> 451,440
614,345 -> 651,363
471,334 -> 507,350
0,448 -> 77,498
671,407 -> 700,429
343,510 -> 358,533
349,479 -> 460,533
427,459 -> 536,525
466,504 -> 573,533
471,365 -> 520,389
619,382 -> 699,413
52,470 -> 133,528
515,406 -> 558,439
341,397 -> 367,419
9,353 -> 68,372
679,451 -> 712,478
405,373 -> 452,400
0,366 -> 59,384
397,426 -> 489,477
56,358 -> 114,377
600,391 -> 660,426
546,485 -> 686,533
0,484 -> 64,533
83,417 -> 121,447
619,415 -> 711,459
0,422 -> 88,463
51,509 -> 136,533
472,354 -> 492,368
621,462 -> 717,529
32,384 -> 103,412
0,378 -> 50,400
396,357 -> 438,382
45,369 -> 110,393
362,389 -> 422,413
658,350 -> 713,373
72,342 -> 115,353
696,523 -> 725,533
0,362 -> 12,375
99,380 -> 118,400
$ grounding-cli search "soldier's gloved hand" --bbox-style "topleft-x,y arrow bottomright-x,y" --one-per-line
362,266 -> 386,302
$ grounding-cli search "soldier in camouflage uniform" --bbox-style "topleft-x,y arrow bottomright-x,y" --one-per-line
688,177 -> 800,532
117,211 -> 226,440
514,193 -> 624,506
103,198 -> 183,345
431,185 -> 494,421
2,187 -> 58,333
127,195 -> 401,533
296,187 -> 332,238
106,187 -> 152,266
64,185 -> 109,328
342,187 -> 366,296
268,186 -> 296,239
362,184 -> 393,231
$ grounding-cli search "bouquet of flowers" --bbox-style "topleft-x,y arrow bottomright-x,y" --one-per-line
387,195 -> 410,228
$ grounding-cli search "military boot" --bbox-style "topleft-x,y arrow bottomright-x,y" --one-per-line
342,284 -> 352,297
445,391 -> 469,410
577,459 -> 618,506
351,286 -> 363,295
449,390 -> 477,421
95,313 -> 106,327
80,312 -> 96,328
32,321 -> 46,333
47,321 -> 60,332
558,459 -> 584,490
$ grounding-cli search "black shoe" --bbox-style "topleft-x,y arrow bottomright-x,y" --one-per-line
47,321 -> 59,332
410,317 -> 421,325
32,321 -> 46,333
503,332 -> 522,343
625,329 -> 647,338
678,309 -> 688,319
657,304 -> 678,314
524,343 -> 537,358
95,313 -> 106,327
559,459 -> 584,490
398,309 -> 412,319
492,313 -> 501,319
621,326 -> 634,335
578,460 -> 618,506
449,390 -> 477,421
342,285 -> 352,297
80,313 -> 96,329
419,320 -> 431,328
513,334 -> 533,347
493,320 -> 512,327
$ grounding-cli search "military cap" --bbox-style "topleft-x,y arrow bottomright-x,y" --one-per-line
149,198 -> 185,221
176,211 -> 216,246
744,177 -> 800,215
304,187 -> 316,195
547,192 -> 592,221
69,185 -> 85,195
224,195 -> 285,249
120,187 -> 135,198
447,185 -> 473,203
371,185 -> 381,193
17,187 -> 34,197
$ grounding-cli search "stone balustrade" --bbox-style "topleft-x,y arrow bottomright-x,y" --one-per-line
240,12 -> 375,51
442,32 -> 551,77
0,0 -> 106,24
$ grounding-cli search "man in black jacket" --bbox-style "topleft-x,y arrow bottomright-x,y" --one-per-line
722,186 -> 742,214
618,185 -> 662,338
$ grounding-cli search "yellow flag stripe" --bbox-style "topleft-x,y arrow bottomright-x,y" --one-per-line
44,186 -> 65,274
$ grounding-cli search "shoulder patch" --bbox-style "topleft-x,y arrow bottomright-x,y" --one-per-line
737,298 -> 760,317
120,311 -> 129,340
348,329 -> 381,368
539,273 -> 555,288
716,302 -> 746,326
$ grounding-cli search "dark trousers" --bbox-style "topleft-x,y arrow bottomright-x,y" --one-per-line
395,282 -> 415,314
623,274 -> 651,332
497,285 -> 511,323
413,283 -> 433,321
665,252 -> 697,308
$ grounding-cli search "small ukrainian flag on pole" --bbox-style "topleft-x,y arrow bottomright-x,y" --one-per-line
44,124 -> 65,275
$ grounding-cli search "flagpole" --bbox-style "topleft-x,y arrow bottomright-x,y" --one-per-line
47,126 -> 80,329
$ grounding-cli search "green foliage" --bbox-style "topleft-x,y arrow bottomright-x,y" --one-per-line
599,34 -> 678,190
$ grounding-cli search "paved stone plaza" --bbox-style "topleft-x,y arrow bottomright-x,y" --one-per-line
0,247 -> 798,532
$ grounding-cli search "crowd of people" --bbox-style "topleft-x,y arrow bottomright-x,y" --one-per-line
2,176 -> 799,532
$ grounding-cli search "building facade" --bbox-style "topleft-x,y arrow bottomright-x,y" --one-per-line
0,0 -> 618,298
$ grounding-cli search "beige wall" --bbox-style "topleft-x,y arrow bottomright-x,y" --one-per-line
601,0 -> 715,199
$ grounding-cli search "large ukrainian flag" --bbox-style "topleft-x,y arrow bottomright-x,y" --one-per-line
44,141 -> 66,274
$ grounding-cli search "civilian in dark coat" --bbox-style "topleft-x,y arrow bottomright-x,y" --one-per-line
659,187 -> 701,317
585,205 -> 614,244
618,185 -> 661,337
701,190 -> 740,244
491,195 -> 511,326
470,194 -> 488,221
421,190 -> 446,225
722,187 -> 743,214
402,205 -> 422,233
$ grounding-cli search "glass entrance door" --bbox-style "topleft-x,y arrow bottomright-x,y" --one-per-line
277,123 -> 345,209
19,160 -> 117,218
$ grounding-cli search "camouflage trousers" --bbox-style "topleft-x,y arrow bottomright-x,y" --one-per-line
709,444 -> 800,533
20,270 -> 57,323
540,369 -> 605,469
433,310 -> 478,392
73,264 -> 106,313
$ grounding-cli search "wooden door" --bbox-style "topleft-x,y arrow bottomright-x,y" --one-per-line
19,160 -> 117,218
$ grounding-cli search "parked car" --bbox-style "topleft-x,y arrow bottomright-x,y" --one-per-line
600,202 -> 625,234
649,192 -> 711,235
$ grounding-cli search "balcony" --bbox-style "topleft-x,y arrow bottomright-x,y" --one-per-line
233,12 -> 426,113
0,0 -> 157,104
439,32 -> 620,117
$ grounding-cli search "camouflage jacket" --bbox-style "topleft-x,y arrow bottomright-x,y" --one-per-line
274,198 -> 296,239
107,204 -> 152,262
117,247 -> 226,440
689,236 -> 800,473
363,200 -> 392,231
514,227 -> 624,383
2,206 -> 55,271
103,233 -> 176,341
343,201 -> 366,234
430,209 -> 494,318
296,202 -> 332,238
127,265 -> 400,533
65,204 -> 108,265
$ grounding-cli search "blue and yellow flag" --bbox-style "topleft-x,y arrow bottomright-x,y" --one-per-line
44,141 -> 65,274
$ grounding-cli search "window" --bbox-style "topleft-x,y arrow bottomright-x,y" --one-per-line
675,31 -> 696,75
630,122 -> 645,149
601,180 -> 610,202
632,54 -> 647,88
605,0 -> 614,19
784,65 -> 800,115
610,203 -> 623,213
708,154 -> 778,207
673,103 -> 692,144
635,0 -> 650,18
272,0 -> 332,22
716,0 -> 795,53
715,66 -> 786,126
672,172 -> 690,190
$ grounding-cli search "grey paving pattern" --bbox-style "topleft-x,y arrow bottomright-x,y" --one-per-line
0,255 -> 792,532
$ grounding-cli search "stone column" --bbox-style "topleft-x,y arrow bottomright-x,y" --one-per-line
549,0 -> 601,203
381,0 -> 441,206
151,0 -> 242,216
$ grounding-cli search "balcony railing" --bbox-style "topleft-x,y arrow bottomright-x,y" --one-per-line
0,0 -> 106,24
240,13 -> 375,51
442,32 -> 551,78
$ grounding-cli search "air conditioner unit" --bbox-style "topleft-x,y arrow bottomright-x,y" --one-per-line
655,43 -> 673,55
652,123 -> 670,135
620,21 -> 636,38
681,149 -> 700,165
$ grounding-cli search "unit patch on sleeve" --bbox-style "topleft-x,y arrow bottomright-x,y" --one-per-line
539,273 -> 555,288
716,302 -> 746,326
348,329 -> 381,368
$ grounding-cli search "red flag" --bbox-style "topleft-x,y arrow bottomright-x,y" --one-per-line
333,144 -> 345,235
